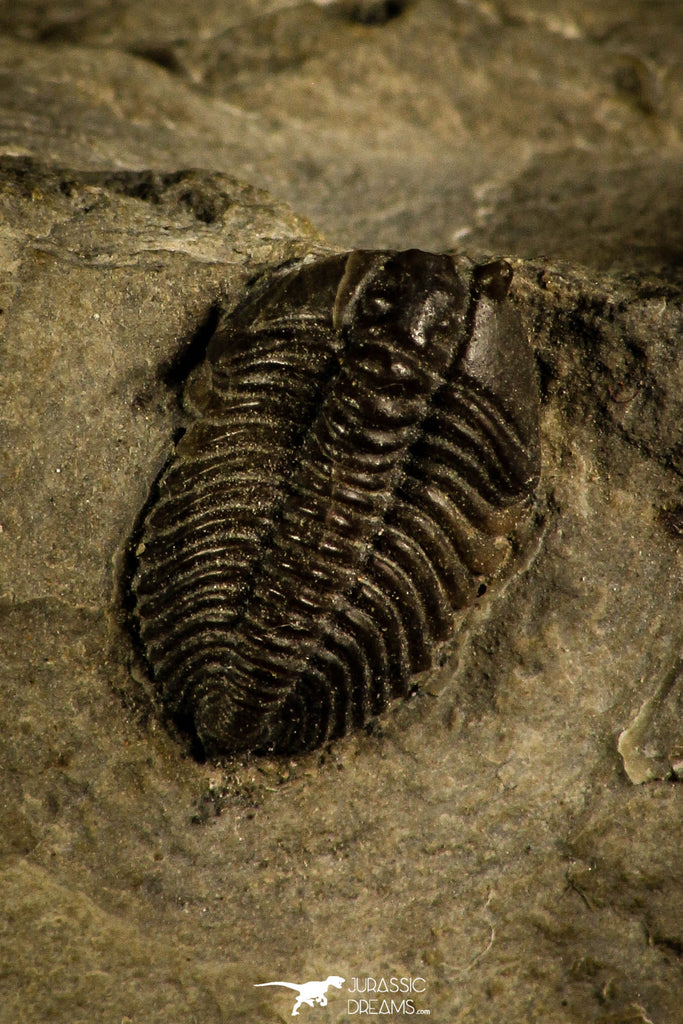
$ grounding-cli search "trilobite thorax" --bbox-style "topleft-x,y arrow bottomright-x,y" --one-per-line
130,250 -> 540,755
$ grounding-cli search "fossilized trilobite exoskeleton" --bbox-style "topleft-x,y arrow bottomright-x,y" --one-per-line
129,250 -> 540,755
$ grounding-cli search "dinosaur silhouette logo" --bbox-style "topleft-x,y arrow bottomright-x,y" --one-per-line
255,974 -> 345,1016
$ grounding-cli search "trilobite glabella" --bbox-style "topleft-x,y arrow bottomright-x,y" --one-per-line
130,250 -> 540,756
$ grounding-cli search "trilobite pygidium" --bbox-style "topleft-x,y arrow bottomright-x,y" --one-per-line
131,250 -> 540,755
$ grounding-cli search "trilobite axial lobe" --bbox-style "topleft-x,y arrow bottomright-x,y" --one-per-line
131,250 -> 540,755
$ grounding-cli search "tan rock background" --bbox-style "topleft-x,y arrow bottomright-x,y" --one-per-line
0,3 -> 681,1023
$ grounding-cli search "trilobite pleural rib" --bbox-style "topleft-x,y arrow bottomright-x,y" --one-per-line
131,250 -> 540,755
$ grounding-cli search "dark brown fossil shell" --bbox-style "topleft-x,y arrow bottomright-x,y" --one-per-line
129,250 -> 540,756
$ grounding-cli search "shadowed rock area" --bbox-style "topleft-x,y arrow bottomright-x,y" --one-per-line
0,3 -> 681,1023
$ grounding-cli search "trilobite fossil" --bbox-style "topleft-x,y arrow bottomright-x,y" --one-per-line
129,249 -> 540,756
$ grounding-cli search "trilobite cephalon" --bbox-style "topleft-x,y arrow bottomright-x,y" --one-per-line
129,250 -> 540,755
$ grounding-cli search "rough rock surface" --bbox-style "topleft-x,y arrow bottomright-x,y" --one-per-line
0,3 -> 681,1023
